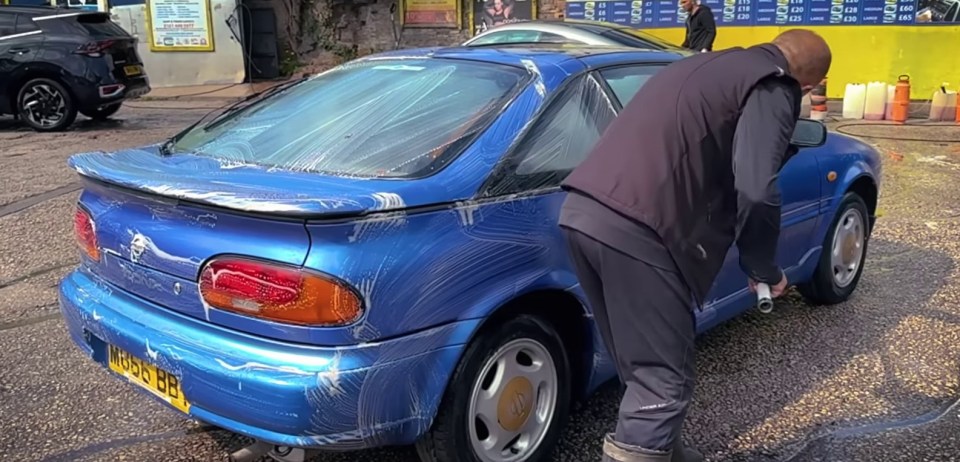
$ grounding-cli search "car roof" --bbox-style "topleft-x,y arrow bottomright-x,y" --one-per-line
562,19 -> 633,32
466,21 -> 622,46
364,44 -> 685,73
484,19 -> 626,33
465,19 -> 686,52
0,5 -> 66,15
478,20 -> 613,34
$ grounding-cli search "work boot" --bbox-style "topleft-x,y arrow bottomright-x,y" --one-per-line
669,438 -> 704,462
602,433 -> 672,462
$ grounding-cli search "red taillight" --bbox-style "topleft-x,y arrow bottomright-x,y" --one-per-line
199,257 -> 363,326
75,39 -> 115,57
74,207 -> 100,262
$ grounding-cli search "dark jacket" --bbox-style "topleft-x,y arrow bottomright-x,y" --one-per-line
561,44 -> 802,306
682,5 -> 717,52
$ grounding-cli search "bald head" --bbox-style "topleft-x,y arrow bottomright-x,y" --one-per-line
772,29 -> 832,92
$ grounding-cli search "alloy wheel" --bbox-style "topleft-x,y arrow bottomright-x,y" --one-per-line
467,338 -> 558,462
21,83 -> 68,128
830,207 -> 865,288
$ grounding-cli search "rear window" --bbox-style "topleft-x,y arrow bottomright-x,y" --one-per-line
170,58 -> 531,178
37,12 -> 131,38
75,13 -> 130,38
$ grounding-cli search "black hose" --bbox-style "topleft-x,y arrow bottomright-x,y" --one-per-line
833,121 -> 960,143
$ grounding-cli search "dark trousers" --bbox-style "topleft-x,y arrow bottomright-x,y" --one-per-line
563,228 -> 696,452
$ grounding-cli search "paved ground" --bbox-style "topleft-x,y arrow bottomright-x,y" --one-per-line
1,104 -> 960,462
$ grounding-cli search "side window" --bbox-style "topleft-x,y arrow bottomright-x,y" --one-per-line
15,15 -> 39,34
599,65 -> 665,106
0,13 -> 17,36
485,74 -> 617,195
536,31 -> 573,43
472,30 -> 572,45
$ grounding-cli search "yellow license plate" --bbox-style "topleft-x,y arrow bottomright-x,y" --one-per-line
108,344 -> 190,413
123,65 -> 142,76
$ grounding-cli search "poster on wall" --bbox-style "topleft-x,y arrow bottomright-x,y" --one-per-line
146,0 -> 215,52
50,0 -> 106,11
473,0 -> 536,34
563,0 -> 959,27
404,0 -> 460,27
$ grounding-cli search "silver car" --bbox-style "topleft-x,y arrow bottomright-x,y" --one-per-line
463,19 -> 690,53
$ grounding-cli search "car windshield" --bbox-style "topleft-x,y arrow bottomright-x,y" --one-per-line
170,58 -> 530,178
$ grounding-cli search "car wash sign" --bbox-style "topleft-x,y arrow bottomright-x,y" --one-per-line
145,0 -> 214,51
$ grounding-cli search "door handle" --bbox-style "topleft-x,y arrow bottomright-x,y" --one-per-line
8,48 -> 28,54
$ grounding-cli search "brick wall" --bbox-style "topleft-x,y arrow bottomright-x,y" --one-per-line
537,0 -> 565,20
292,0 -> 565,70
340,0 -> 471,53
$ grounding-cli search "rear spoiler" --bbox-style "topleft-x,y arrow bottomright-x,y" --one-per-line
33,11 -> 108,22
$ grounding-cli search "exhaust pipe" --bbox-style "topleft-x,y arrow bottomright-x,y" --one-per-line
228,441 -> 272,462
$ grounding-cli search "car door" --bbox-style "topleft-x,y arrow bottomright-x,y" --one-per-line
592,63 -> 823,310
0,12 -> 19,113
0,12 -> 44,114
477,71 -> 620,373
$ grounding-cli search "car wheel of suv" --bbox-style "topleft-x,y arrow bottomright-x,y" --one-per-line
798,191 -> 870,305
17,78 -> 78,132
415,314 -> 571,462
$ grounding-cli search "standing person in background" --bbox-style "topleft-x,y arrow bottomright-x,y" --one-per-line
680,0 -> 717,52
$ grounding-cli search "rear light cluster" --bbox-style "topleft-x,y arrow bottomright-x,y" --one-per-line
199,257 -> 363,326
74,207 -> 100,262
75,39 -> 115,57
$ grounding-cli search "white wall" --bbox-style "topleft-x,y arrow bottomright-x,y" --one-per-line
109,0 -> 246,88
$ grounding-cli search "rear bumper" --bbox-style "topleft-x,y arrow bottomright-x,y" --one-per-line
71,74 -> 150,110
58,268 -> 478,450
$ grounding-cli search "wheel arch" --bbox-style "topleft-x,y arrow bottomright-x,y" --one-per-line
796,171 -> 876,305
815,162 -> 879,243
464,287 -> 599,402
6,64 -> 76,110
846,174 -> 878,232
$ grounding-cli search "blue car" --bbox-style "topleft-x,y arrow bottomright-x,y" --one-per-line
59,45 -> 882,462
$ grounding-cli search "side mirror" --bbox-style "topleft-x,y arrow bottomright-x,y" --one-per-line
790,118 -> 827,148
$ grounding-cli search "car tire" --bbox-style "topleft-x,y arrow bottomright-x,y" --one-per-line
797,191 -> 871,305
81,103 -> 122,120
415,314 -> 572,462
16,78 -> 78,132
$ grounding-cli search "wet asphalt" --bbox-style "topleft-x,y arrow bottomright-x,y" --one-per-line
1,104 -> 960,462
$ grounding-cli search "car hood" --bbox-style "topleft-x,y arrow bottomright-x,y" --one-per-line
68,146 -> 449,217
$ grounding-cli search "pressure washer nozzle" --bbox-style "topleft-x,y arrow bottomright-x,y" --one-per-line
756,283 -> 774,314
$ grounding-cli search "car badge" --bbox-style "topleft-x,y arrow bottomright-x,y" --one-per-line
130,234 -> 147,263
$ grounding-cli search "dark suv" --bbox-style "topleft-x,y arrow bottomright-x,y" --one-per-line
0,5 -> 150,132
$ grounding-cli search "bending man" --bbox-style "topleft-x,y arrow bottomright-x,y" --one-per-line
559,29 -> 832,461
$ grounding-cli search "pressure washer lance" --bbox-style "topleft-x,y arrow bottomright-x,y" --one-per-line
756,282 -> 774,314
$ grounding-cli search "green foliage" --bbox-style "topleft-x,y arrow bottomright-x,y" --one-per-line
300,0 -> 354,63
279,48 -> 301,76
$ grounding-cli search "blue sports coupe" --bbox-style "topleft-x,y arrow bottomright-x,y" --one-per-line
59,45 -> 882,462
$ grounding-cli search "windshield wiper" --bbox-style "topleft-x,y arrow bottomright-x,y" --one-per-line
201,75 -> 311,132
156,75 -> 312,156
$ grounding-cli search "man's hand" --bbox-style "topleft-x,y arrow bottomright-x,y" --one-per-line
748,272 -> 789,298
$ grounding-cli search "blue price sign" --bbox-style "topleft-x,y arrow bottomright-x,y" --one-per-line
563,0 -> 951,28
719,0 -> 754,24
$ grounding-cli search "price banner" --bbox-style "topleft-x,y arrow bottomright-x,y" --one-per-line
564,0 -> 959,27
